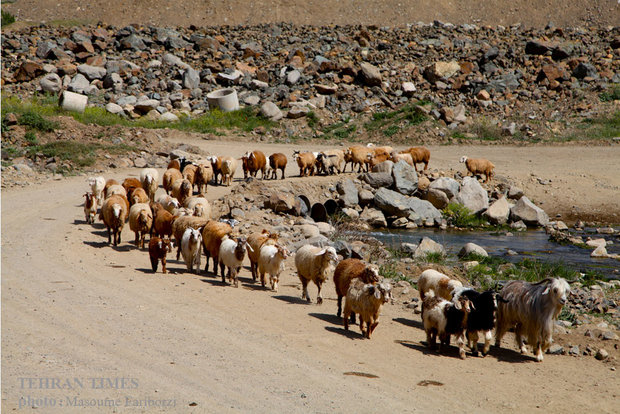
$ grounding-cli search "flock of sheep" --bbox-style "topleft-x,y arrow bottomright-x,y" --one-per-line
79,147 -> 572,362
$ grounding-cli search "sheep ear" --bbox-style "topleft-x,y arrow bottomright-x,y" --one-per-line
314,248 -> 327,256
374,288 -> 381,299
454,300 -> 462,310
542,286 -> 550,295
470,302 -> 475,311
246,244 -> 254,253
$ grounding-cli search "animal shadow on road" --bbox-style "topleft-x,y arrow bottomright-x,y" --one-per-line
83,240 -> 109,249
308,312 -> 341,325
393,317 -> 424,330
488,346 -> 535,363
324,326 -> 364,340
272,295 -> 311,305
395,339 -> 464,358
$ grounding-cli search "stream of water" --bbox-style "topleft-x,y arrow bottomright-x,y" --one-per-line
369,228 -> 620,280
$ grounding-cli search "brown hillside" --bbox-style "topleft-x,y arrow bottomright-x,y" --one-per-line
3,0 -> 620,28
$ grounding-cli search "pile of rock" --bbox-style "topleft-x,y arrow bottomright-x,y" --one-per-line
2,22 -> 618,128
333,160 -> 549,229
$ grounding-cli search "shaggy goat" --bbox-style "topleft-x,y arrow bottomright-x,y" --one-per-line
294,245 -> 338,304
495,278 -> 570,362
88,176 -> 105,203
163,168 -> 183,194
343,280 -> 392,339
458,289 -> 508,356
220,156 -> 238,186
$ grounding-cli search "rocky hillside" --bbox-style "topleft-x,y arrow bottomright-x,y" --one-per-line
2,22 -> 619,144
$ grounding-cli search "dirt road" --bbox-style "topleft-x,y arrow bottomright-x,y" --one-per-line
2,140 -> 619,412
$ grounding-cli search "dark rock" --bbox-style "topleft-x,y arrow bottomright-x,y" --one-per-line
361,172 -> 393,189
392,160 -> 418,195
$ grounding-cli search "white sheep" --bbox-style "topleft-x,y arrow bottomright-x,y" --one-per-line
140,168 -> 160,202
258,244 -> 290,291
155,193 -> 181,213
459,156 -> 495,183
220,156 -> 237,186
417,269 -> 464,301
294,245 -> 338,304
181,227 -> 202,273
343,279 -> 392,339
218,236 -> 251,287
184,196 -> 211,218
88,176 -> 105,203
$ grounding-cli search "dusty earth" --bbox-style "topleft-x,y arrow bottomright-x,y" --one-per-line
2,135 -> 619,412
3,0 -> 620,29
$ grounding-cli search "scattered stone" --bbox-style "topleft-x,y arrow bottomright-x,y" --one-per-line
260,102 -> 283,121
458,242 -> 488,258
392,160 -> 418,195
510,196 -> 549,227
336,179 -> 359,207
429,177 -> 460,199
361,172 -> 393,189
360,207 -> 387,228
484,196 -> 510,225
413,237 -> 446,258
547,344 -> 565,355
595,348 -> 609,360
359,62 -> 382,86
457,176 -> 489,214
39,73 -> 62,93
425,188 -> 449,210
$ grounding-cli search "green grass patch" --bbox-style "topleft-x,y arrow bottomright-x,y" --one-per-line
385,246 -> 411,260
19,111 -> 59,132
379,261 -> 403,280
1,145 -> 21,158
599,84 -> 620,102
559,111 -> 620,141
1,94 -> 276,134
364,103 -> 428,136
26,141 -> 137,169
467,118 -> 502,141
306,111 -> 319,129
421,252 -> 446,264
322,120 -> 357,140
24,131 -> 38,145
442,203 -> 487,227
1,10 -> 15,26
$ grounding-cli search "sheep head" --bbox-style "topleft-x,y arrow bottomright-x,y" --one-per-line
541,278 -> 571,305
459,156 -> 468,163
363,264 -> 381,284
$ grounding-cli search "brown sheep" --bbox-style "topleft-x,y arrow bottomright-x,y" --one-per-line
151,203 -> 176,239
130,187 -> 149,207
243,150 -> 267,179
247,230 -> 279,281
171,215 -> 210,260
167,159 -> 181,170
83,192 -> 97,224
389,151 -> 414,167
344,146 -> 371,173
163,168 -> 183,194
182,164 -> 198,189
333,259 -> 381,322
293,150 -> 315,177
366,149 -> 391,169
201,220 -> 233,274
459,156 -> 495,183
400,146 -> 430,173
100,194 -> 128,246
149,236 -> 172,274
171,178 -> 192,206
195,163 -> 214,193
128,203 -> 153,248
122,177 -> 142,197
207,156 -> 223,185
268,153 -> 287,180
103,178 -> 119,199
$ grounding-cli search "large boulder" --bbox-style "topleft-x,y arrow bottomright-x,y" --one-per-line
361,172 -> 393,189
336,179 -> 359,207
360,207 -> 387,228
413,237 -> 446,258
68,74 -> 90,93
371,160 -> 394,174
374,188 -> 411,218
457,177 -> 489,214
510,196 -> 549,227
183,67 -> 200,89
483,196 -> 510,225
424,61 -> 461,83
429,177 -> 460,199
425,188 -> 449,209
260,102 -> 283,121
265,193 -> 301,215
392,160 -> 418,195
458,242 -> 488,258
359,62 -> 382,86
77,64 -> 107,81
40,73 -> 62,93
407,197 -> 442,224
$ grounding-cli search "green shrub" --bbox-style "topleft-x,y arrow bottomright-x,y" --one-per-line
19,112 -> 58,132
306,111 -> 319,128
24,131 -> 38,145
442,203 -> 486,227
1,10 -> 15,26
599,85 -> 620,102
27,141 -> 136,169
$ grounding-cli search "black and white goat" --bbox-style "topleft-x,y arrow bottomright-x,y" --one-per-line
458,289 -> 507,356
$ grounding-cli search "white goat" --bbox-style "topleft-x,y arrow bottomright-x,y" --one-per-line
218,236 -> 251,287
88,176 -> 105,203
417,269 -> 464,301
181,227 -> 202,273
140,168 -> 160,202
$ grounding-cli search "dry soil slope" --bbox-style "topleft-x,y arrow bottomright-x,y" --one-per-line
4,0 -> 619,28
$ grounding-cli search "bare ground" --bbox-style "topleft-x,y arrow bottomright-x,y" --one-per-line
2,135 -> 619,412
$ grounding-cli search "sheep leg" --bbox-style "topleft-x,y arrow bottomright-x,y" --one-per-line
300,279 -> 310,302
494,322 -> 507,348
161,257 -> 167,274
260,270 -> 266,287
343,310 -> 350,331
107,226 -> 112,244
221,264 -> 227,284
369,321 -> 379,339
336,296 -> 342,317
426,329 -> 436,350
350,313 -> 357,325
316,281 -> 323,305
534,342 -> 544,362
515,325 -> 527,355
280,168 -> 285,180
212,254 -> 219,275
176,244 -> 182,261
360,318 -> 367,338
456,333 -> 466,359
271,274 -> 278,292
135,232 -> 140,247
468,331 -> 479,356
233,268 -> 239,288
482,330 -> 492,356
150,256 -> 158,272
